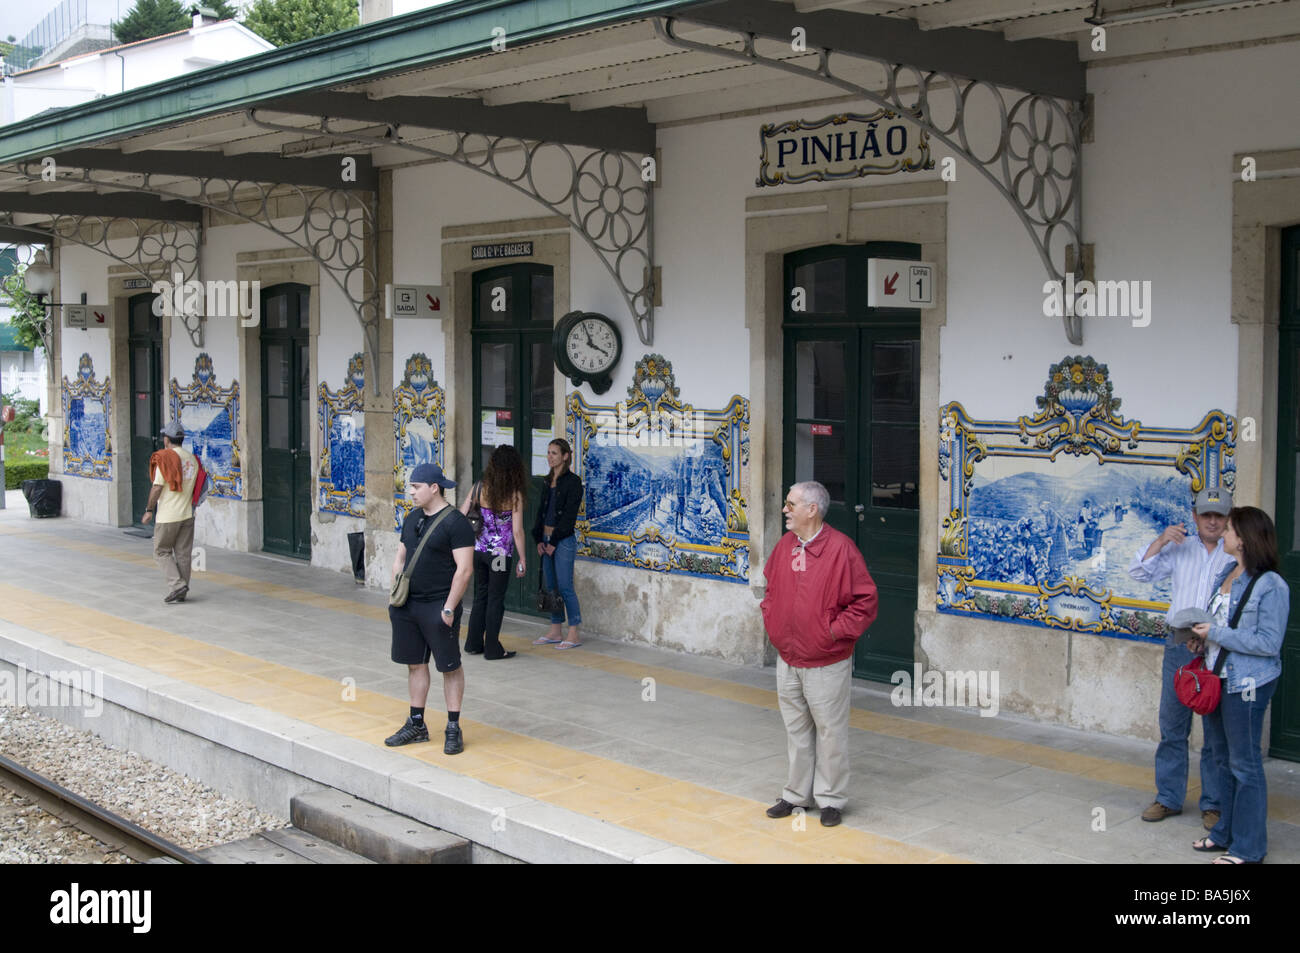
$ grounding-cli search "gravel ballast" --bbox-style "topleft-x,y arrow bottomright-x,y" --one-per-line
0,706 -> 287,862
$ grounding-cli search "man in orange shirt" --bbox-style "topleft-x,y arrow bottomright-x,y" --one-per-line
142,420 -> 199,604
760,481 -> 877,827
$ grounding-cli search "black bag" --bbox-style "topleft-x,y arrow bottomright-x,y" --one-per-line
467,482 -> 484,537
537,554 -> 565,614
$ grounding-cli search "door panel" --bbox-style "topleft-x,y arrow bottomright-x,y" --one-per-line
1272,226 -> 1300,761
784,244 -> 921,684
472,264 -> 555,614
128,295 -> 161,526
261,285 -> 311,559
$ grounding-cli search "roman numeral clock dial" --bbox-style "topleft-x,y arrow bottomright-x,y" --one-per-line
553,310 -> 623,395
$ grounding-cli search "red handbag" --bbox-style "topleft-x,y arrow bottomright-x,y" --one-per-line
1174,656 -> 1222,715
1174,573 -> 1262,715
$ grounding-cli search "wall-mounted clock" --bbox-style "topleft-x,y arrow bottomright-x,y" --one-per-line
553,310 -> 622,395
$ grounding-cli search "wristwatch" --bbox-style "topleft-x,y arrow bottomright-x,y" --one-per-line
441,607 -> 453,618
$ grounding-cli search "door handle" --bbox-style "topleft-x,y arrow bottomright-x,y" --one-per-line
854,504 -> 865,513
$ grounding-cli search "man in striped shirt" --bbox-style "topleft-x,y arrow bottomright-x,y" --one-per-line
1128,487 -> 1236,829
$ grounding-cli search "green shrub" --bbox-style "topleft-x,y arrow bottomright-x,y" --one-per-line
4,460 -> 49,490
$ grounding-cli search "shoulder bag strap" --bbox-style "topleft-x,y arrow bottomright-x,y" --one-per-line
1213,572 -> 1265,676
401,505 -> 454,580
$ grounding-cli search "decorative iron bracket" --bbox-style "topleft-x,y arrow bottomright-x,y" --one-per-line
10,161 -> 380,376
654,16 -> 1085,345
245,107 -> 657,347
0,215 -> 199,351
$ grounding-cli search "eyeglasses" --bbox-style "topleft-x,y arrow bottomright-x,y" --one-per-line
783,498 -> 807,510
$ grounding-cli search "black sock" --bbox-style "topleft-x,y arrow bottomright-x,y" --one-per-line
410,707 -> 424,724
447,711 -> 460,724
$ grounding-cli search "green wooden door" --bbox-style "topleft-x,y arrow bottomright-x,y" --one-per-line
1272,224 -> 1300,761
783,243 -> 921,683
261,284 -> 311,559
128,294 -> 162,527
472,264 -> 554,614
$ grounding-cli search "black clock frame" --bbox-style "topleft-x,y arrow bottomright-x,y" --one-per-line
553,310 -> 622,395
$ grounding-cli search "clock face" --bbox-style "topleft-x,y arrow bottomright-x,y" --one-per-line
565,317 -> 619,375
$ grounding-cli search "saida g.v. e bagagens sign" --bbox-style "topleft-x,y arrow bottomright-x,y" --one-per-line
758,109 -> 933,187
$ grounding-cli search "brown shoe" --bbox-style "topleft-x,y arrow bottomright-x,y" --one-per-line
1202,810 -> 1221,830
1141,801 -> 1182,822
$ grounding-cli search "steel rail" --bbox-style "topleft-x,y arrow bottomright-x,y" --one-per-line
0,751 -> 209,864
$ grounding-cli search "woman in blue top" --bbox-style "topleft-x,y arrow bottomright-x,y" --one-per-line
1188,506 -> 1290,864
531,438 -> 584,649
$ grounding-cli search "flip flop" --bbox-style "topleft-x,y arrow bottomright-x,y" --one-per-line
1192,837 -> 1226,853
532,637 -> 562,645
1212,855 -> 1259,864
556,641 -> 583,650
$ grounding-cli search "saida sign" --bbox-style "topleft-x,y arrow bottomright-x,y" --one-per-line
758,110 -> 933,187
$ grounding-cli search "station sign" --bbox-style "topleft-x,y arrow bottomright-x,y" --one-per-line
758,110 -> 933,188
471,242 -> 533,261
64,305 -> 111,329
867,258 -> 936,309
386,284 -> 445,319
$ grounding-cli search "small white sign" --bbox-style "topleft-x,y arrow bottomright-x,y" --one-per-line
867,258 -> 936,309
63,305 -> 111,329
387,283 -> 445,319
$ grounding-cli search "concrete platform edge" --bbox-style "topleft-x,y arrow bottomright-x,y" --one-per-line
0,625 -> 716,864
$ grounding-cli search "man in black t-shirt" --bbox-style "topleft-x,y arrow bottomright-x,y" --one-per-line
386,462 -> 476,754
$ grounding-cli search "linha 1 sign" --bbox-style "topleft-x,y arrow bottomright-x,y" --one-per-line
758,110 -> 933,187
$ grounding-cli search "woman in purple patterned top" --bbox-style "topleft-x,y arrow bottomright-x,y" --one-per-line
459,445 -> 528,659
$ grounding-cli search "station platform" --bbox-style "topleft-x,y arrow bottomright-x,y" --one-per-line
3,495 -> 1300,864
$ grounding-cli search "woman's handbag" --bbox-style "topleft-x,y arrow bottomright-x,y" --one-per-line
536,554 -> 566,614
390,506 -> 454,607
467,482 -> 485,538
1175,572 -> 1262,714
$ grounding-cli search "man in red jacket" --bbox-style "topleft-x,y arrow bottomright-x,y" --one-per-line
761,481 -> 878,827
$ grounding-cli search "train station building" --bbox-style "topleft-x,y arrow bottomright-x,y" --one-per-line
2,0 -> 1298,759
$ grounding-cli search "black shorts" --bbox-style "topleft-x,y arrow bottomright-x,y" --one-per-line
389,600 -> 463,672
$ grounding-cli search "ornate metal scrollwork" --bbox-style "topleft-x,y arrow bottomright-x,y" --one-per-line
245,109 -> 656,347
654,16 -> 1085,345
10,161 -> 379,367
0,215 -> 199,349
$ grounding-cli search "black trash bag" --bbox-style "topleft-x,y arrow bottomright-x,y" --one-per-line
347,530 -> 366,583
21,478 -> 62,518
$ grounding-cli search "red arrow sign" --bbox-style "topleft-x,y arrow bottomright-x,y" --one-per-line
425,294 -> 440,312
93,311 -> 106,324
883,273 -> 899,296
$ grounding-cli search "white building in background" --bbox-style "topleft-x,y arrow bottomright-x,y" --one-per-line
0,10 -> 272,126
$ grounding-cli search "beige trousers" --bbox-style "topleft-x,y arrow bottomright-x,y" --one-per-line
777,655 -> 853,810
153,517 -> 194,594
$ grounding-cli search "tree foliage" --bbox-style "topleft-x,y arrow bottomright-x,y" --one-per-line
113,0 -> 239,44
1,267 -> 49,353
113,0 -> 190,44
241,0 -> 360,47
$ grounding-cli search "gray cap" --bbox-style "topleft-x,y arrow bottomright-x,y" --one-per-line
1194,487 -> 1231,516
160,419 -> 185,440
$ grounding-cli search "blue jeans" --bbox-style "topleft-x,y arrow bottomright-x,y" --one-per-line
542,535 -> 581,626
1155,643 -> 1222,812
1203,677 -> 1277,862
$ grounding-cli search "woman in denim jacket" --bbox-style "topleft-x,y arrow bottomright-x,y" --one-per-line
1188,506 -> 1290,864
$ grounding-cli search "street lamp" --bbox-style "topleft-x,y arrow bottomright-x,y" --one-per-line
22,248 -> 56,299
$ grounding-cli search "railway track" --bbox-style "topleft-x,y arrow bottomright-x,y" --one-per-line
0,752 -> 208,865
